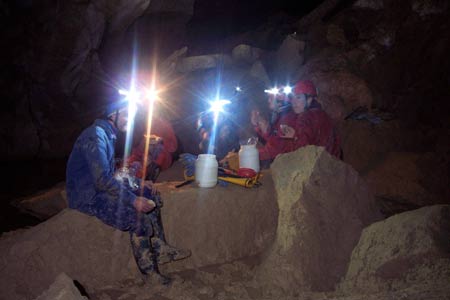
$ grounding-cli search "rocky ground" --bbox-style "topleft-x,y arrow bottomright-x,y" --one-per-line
2,147 -> 449,300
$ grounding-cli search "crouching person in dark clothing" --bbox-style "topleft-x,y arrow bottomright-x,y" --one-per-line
65,91 -> 191,286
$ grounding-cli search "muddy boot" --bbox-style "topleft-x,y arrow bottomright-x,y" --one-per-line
130,233 -> 172,286
151,237 -> 192,265
141,270 -> 172,286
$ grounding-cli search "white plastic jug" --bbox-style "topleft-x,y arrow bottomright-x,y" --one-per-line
238,144 -> 260,172
195,154 -> 218,188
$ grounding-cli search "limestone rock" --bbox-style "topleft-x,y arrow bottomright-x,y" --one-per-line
317,93 -> 347,122
159,46 -> 188,77
339,120 -> 416,174
159,170 -> 278,271
341,205 -> 450,294
176,54 -> 232,73
311,71 -> 374,114
412,0 -> 449,18
0,209 -> 140,300
12,182 -> 67,220
60,3 -> 106,96
147,0 -> 194,16
327,24 -> 348,48
249,60 -> 271,86
353,0 -> 384,10
365,152 -> 427,213
275,34 -> 305,79
34,273 -> 87,300
232,44 -> 262,65
97,0 -> 151,35
257,146 -> 382,293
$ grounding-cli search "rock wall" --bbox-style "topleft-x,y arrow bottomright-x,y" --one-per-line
340,205 -> 450,294
257,146 -> 382,293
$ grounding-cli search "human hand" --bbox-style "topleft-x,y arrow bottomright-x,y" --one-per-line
250,110 -> 261,126
258,118 -> 269,134
280,125 -> 295,139
133,196 -> 156,213
144,181 -> 159,196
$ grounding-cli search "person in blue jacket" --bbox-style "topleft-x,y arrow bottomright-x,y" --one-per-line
66,91 -> 190,285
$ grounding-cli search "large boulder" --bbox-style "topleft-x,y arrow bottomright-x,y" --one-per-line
176,54 -> 233,73
232,44 -> 263,65
159,170 -> 278,271
12,182 -> 67,220
365,152 -> 440,215
0,209 -> 140,300
34,273 -> 87,300
0,171 -> 277,298
257,146 -> 382,294
274,34 -> 305,79
340,205 -> 450,294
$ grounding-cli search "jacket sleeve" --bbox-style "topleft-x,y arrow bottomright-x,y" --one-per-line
84,132 -> 136,206
258,135 -> 287,161
293,117 -> 314,149
254,125 -> 271,142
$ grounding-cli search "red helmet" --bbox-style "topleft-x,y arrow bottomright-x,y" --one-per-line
294,80 -> 317,96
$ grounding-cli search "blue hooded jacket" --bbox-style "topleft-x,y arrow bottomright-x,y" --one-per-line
66,119 -> 152,236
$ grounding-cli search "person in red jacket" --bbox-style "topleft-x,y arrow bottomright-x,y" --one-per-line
128,114 -> 178,182
251,87 -> 297,166
281,80 -> 342,158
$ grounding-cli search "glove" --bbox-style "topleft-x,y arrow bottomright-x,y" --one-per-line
179,153 -> 197,177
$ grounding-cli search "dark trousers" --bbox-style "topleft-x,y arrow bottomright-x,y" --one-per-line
129,186 -> 166,274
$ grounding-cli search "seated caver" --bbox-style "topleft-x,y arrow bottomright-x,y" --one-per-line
280,80 -> 342,159
66,90 -> 191,286
251,86 -> 297,167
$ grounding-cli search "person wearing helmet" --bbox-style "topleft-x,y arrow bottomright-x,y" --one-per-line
251,86 -> 297,166
127,109 -> 179,182
280,80 -> 342,158
66,90 -> 191,286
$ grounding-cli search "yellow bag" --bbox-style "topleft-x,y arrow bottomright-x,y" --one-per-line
220,151 -> 239,172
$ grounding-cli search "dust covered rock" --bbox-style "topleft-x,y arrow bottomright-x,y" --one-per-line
34,273 -> 87,300
158,170 -> 278,272
365,152 -> 439,215
340,205 -> 450,294
0,209 -> 140,300
257,146 -> 382,293
12,182 -> 67,220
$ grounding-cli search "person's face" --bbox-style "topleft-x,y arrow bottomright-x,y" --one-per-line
116,107 -> 130,132
292,94 -> 307,114
268,95 -> 278,111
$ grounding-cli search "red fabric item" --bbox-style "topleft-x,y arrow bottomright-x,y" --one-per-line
286,106 -> 341,158
256,110 -> 297,161
151,117 -> 178,154
294,80 -> 317,96
128,116 -> 178,174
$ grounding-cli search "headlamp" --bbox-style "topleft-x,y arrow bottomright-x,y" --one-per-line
264,87 -> 280,95
209,99 -> 231,113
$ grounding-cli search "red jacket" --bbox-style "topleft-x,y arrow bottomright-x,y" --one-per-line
255,108 -> 297,161
286,101 -> 341,158
128,116 -> 178,172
